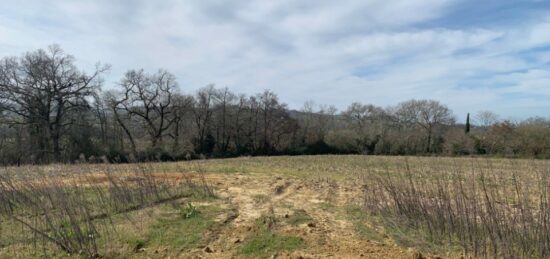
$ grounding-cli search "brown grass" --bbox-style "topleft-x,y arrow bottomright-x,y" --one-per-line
363,157 -> 550,258
0,162 -> 213,258
2,155 -> 550,258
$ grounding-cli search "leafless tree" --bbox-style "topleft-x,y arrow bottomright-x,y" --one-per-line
105,90 -> 138,156
0,45 -> 108,161
170,93 -> 193,154
299,100 -> 316,145
340,102 -> 389,153
213,87 -> 237,153
342,102 -> 385,134
114,69 -> 178,150
396,99 -> 455,153
256,90 -> 296,152
192,85 -> 216,153
232,94 -> 249,152
312,104 -> 338,143
475,110 -> 499,128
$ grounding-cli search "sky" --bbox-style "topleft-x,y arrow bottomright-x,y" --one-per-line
1,0 -> 550,120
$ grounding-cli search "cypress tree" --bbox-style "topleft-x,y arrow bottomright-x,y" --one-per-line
465,113 -> 471,134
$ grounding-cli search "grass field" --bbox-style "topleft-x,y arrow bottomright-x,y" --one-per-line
1,155 -> 549,258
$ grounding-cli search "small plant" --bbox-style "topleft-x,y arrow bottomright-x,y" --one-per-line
286,209 -> 313,226
181,202 -> 199,219
252,194 -> 270,204
131,239 -> 146,252
146,205 -> 218,250
240,219 -> 303,257
239,214 -> 304,257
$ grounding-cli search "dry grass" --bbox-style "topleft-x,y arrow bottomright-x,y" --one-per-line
361,157 -> 550,258
1,155 -> 549,258
0,162 -> 213,258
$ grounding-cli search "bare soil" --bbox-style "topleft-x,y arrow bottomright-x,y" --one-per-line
182,172 -> 417,259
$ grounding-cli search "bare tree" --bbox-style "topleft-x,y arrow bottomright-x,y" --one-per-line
255,90 -> 296,153
299,100 -> 315,145
170,93 -> 193,154
113,69 -> 178,151
396,99 -> 455,153
316,104 -> 338,142
341,102 -> 388,153
232,94 -> 249,152
0,45 -> 108,161
105,90 -> 138,156
213,87 -> 236,154
342,103 -> 385,133
192,85 -> 216,154
475,110 -> 499,128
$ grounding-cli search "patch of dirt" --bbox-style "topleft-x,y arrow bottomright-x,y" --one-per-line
183,173 -> 425,258
18,170 -> 436,258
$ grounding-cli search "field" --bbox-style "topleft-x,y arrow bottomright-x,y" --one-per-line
1,155 -> 550,258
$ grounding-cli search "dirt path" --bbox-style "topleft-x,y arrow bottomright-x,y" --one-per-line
186,173 -> 413,258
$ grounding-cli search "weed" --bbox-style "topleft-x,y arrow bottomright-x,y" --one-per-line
252,194 -> 270,204
181,202 -> 199,219
239,217 -> 304,257
286,209 -> 313,226
147,205 -> 217,250
344,205 -> 385,242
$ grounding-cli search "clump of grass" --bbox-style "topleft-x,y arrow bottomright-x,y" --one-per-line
286,209 -> 313,226
379,217 -> 459,255
239,215 -> 304,257
146,205 -> 217,250
180,202 -> 199,219
344,205 -> 385,242
318,202 -> 336,211
252,194 -> 270,204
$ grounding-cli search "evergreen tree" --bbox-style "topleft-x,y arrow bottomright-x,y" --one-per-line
465,113 -> 471,134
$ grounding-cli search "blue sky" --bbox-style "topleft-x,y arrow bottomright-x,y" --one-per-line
1,0 -> 550,120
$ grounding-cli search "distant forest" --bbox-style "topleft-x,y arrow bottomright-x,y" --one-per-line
0,46 -> 547,165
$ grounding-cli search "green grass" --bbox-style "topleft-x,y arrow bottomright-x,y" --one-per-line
318,202 -> 337,211
239,232 -> 304,257
343,205 -> 461,256
344,205 -> 386,242
286,209 -> 313,226
3,155 -> 547,257
239,216 -> 304,257
145,204 -> 218,250
379,217 -> 462,256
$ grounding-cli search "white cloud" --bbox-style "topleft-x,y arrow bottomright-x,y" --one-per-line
0,0 -> 549,119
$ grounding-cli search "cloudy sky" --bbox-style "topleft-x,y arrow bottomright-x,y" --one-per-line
1,0 -> 550,120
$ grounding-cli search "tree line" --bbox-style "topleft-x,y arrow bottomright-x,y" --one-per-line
0,46 -> 548,165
